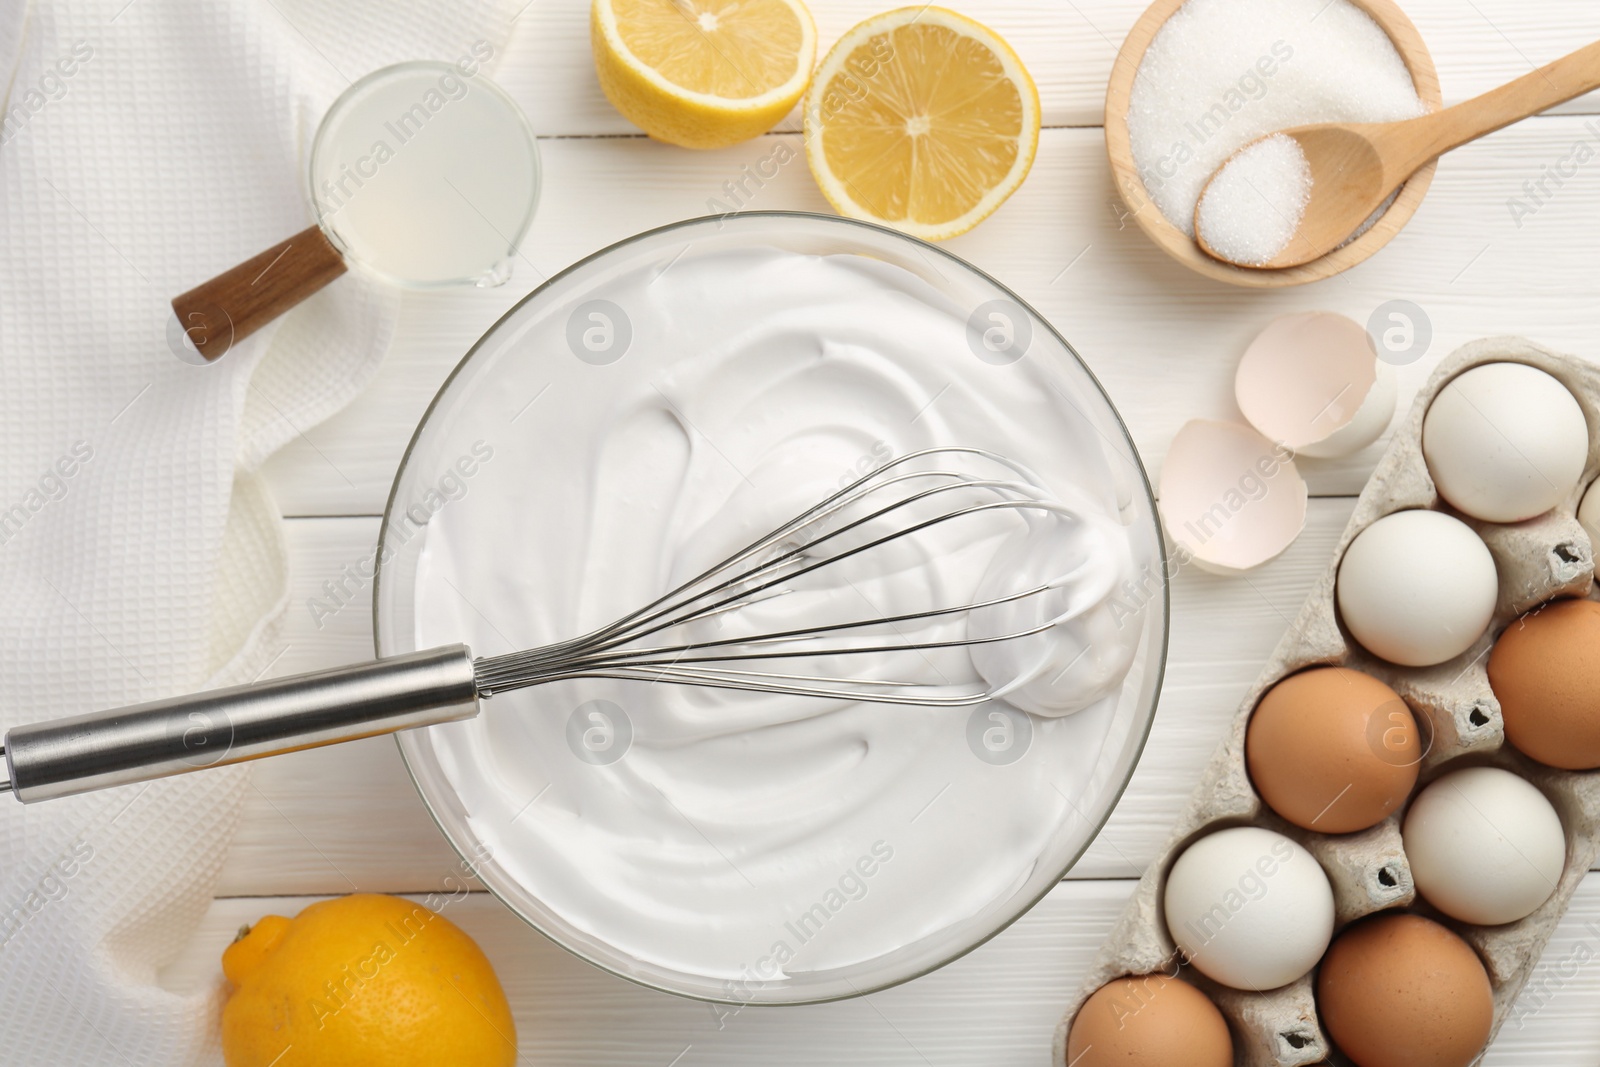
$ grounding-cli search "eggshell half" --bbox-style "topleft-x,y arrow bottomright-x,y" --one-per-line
1236,311 -> 1395,458
1159,419 -> 1308,575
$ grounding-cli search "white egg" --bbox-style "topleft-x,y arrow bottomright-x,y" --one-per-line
1422,362 -> 1589,523
1403,766 -> 1565,925
1336,510 -> 1498,667
1163,826 -> 1334,991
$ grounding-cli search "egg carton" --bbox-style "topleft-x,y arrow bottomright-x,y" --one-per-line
1053,337 -> 1600,1067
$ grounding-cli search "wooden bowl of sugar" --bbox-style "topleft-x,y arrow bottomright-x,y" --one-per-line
1105,0 -> 1442,287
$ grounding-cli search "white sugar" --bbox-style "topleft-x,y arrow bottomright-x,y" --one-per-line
1196,133 -> 1312,265
1127,0 -> 1423,238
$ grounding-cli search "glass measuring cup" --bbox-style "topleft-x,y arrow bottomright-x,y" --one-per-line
170,60 -> 539,362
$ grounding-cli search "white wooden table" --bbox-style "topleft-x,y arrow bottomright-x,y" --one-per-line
163,1 -> 1600,1061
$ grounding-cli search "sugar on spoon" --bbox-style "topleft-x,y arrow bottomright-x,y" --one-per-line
1194,39 -> 1600,269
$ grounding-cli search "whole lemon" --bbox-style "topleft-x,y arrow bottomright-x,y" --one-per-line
221,894 -> 516,1067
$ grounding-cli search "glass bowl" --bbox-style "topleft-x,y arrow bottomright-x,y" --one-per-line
373,211 -> 1168,1004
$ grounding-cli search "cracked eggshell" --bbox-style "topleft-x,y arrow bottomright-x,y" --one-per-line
1059,338 -> 1600,1067
1159,419 -> 1308,576
1236,312 -> 1396,459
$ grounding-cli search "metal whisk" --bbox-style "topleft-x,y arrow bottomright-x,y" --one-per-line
2,448 -> 1089,803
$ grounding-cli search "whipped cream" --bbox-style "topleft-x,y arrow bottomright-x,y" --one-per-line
410,244 -> 1151,994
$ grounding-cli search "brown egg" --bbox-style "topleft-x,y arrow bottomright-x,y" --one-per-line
1318,913 -> 1493,1067
1066,974 -> 1232,1067
1489,598 -> 1600,769
1245,667 -> 1421,832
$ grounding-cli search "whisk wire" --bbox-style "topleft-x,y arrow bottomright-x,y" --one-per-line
472,447 -> 1097,705
569,449 -> 1038,644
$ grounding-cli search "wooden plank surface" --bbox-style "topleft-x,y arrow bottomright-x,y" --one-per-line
494,0 -> 1600,135
260,118 -> 1600,515
223,501 -> 1355,894
212,3 -> 1600,1063
227,497 -> 1600,893
167,881 -> 1600,1065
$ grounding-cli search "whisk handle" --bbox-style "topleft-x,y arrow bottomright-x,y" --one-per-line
1,645 -> 478,803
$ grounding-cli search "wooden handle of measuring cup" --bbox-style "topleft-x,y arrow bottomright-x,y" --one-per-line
170,225 -> 347,361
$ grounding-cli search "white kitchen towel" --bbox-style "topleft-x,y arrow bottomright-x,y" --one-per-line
0,0 -> 520,1063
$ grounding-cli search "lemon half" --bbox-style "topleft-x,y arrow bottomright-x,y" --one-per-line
804,7 -> 1040,240
592,0 -> 817,149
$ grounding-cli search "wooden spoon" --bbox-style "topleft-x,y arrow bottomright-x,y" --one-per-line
1195,39 -> 1600,269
